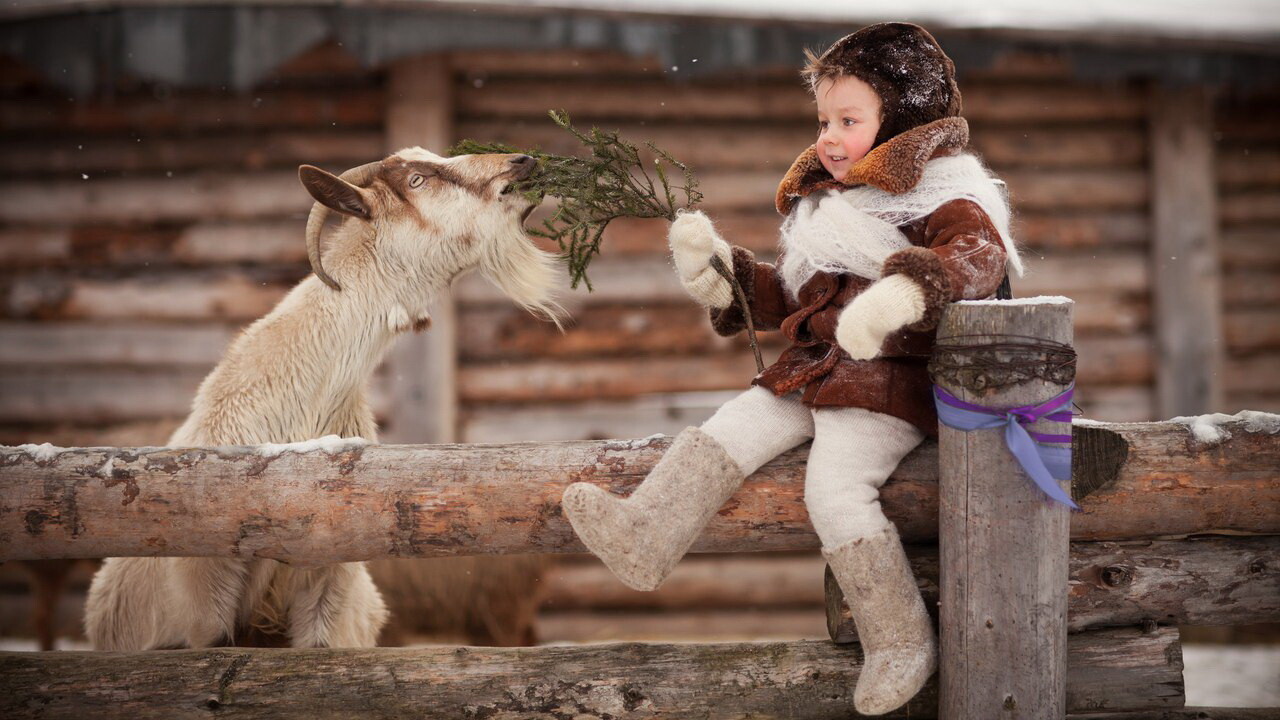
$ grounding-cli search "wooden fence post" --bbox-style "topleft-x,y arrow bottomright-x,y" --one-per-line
935,298 -> 1075,719
382,53 -> 458,443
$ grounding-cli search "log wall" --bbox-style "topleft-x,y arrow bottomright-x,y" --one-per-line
5,44 -> 1272,447
449,49 -> 1165,440
1215,88 -> 1280,414
0,43 -> 388,446
2,41 -> 1277,654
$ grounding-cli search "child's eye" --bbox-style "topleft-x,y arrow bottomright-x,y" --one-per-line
843,118 -> 856,126
817,120 -> 828,132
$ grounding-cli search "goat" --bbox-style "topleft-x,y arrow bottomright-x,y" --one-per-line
84,148 -> 562,650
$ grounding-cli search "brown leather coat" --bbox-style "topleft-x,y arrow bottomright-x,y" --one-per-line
710,117 -> 1008,437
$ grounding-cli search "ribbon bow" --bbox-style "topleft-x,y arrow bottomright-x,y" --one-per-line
933,384 -> 1078,510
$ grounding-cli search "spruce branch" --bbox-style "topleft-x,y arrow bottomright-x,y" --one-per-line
450,110 -> 764,373
448,110 -> 701,290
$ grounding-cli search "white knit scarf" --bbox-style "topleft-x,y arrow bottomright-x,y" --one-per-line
778,153 -> 1023,297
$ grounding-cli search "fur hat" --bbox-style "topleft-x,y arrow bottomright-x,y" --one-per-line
802,23 -> 962,146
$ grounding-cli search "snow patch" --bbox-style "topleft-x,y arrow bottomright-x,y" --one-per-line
99,456 -> 114,477
1237,410 -> 1280,434
603,433 -> 668,451
1071,417 -> 1107,426
1169,410 -> 1279,447
15,443 -> 66,462
956,295 -> 1073,306
255,435 -> 369,458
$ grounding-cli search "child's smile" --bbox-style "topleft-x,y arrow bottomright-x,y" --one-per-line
814,75 -> 882,180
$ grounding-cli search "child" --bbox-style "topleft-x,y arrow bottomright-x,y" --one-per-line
562,22 -> 1021,715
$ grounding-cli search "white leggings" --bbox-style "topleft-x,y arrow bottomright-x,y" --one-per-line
700,386 -> 925,549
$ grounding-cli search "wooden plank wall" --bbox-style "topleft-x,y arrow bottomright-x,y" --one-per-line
1215,88 -> 1280,414
450,48 -> 1157,443
0,45 -> 1169,448
0,44 -> 388,446
0,42 -> 1274,647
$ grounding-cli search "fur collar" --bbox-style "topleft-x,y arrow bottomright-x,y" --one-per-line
775,117 -> 970,215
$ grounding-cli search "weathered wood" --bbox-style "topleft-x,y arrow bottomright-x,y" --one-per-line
936,299 -> 1074,719
8,164 -> 1154,223
0,368 -> 392,423
1150,84 -> 1224,418
381,53 -> 458,444
1014,211 -> 1149,250
1074,386 -> 1154,423
538,607 -> 828,644
1223,270 -> 1280,308
0,131 -> 384,177
456,334 -> 1146,403
543,553 -> 827,611
456,79 -> 1146,122
0,627 -> 1182,719
0,323 -> 236,367
3,253 -> 1146,321
1224,310 -> 1280,352
0,171 -> 309,224
0,221 -> 309,269
1226,355 -> 1280,393
4,273 -> 296,322
826,536 -> 1280,642
1222,228 -> 1280,270
1069,710 -> 1280,720
2,416 -> 1277,562
461,392 -> 739,443
0,88 -> 385,134
452,121 -> 1146,172
457,301 -> 1141,362
1218,147 -> 1280,189
1220,190 -> 1280,225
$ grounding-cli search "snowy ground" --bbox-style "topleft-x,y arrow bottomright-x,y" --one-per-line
1183,645 -> 1280,707
2,638 -> 1278,708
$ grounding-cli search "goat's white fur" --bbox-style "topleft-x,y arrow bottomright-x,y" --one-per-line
85,148 -> 562,650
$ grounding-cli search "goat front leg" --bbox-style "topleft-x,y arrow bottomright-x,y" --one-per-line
280,562 -> 388,648
167,557 -> 252,647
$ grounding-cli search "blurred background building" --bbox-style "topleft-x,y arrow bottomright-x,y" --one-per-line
1,0 -> 1277,705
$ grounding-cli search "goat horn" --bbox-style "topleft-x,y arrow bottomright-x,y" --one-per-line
304,161 -> 382,292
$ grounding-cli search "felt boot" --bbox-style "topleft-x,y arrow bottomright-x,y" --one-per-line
561,427 -> 745,591
823,525 -> 937,715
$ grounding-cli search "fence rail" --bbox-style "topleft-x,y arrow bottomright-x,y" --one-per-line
1,416 -> 1277,565
0,627 -> 1181,720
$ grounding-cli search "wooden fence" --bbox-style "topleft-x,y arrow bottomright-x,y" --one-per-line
1,404 -> 1276,717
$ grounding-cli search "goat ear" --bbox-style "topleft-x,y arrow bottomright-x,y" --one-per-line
299,165 -> 373,219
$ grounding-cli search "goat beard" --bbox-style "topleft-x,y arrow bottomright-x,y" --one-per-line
478,223 -> 567,329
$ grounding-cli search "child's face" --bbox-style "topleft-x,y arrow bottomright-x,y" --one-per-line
814,75 -> 882,180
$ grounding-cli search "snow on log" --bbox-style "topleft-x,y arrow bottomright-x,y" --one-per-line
0,414 -> 1276,564
0,627 -> 1181,719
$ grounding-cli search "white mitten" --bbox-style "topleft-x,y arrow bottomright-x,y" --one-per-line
669,210 -> 734,309
835,274 -> 927,360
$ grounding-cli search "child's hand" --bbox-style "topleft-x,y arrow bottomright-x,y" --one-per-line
669,210 -> 734,308
835,275 -> 927,359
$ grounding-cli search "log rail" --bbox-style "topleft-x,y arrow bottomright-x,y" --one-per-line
1,416 -> 1277,565
0,628 -> 1181,720
0,416 -> 1276,720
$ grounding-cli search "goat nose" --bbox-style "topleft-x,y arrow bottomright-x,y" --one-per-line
509,154 -> 536,180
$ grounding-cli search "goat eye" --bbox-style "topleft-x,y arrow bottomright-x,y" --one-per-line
409,174 -> 425,189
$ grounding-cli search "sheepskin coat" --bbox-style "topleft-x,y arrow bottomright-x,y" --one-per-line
710,117 -> 1008,437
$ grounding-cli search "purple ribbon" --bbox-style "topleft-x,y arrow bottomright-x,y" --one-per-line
933,384 -> 1079,510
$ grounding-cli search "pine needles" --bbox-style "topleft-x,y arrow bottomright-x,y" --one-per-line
449,110 -> 702,290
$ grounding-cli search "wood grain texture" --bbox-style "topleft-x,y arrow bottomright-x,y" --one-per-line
380,53 -> 457,445
1150,84 -> 1224,418
826,536 -> 1280,642
935,300 -> 1074,719
1,417 -> 1277,563
0,627 -> 1181,719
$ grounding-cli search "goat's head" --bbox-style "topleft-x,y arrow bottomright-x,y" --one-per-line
298,147 -> 562,324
